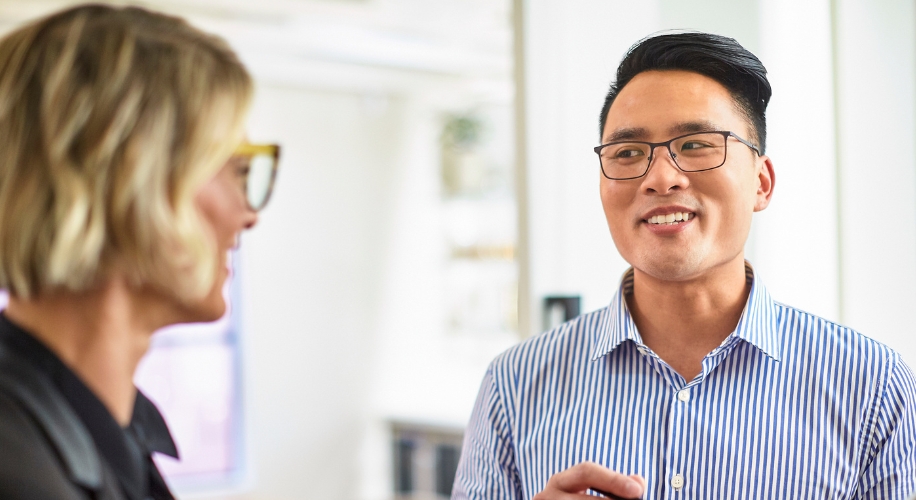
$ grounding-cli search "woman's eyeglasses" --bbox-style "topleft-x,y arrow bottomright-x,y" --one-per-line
232,143 -> 280,211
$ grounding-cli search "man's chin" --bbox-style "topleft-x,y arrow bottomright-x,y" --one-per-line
631,254 -> 705,283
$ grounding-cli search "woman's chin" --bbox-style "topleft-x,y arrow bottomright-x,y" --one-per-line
188,271 -> 230,323
194,298 -> 227,323
174,295 -> 227,325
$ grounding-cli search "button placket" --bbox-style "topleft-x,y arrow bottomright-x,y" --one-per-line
665,382 -> 698,498
653,352 -> 700,500
663,387 -> 681,499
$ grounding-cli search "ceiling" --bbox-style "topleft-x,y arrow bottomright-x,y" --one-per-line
0,0 -> 514,96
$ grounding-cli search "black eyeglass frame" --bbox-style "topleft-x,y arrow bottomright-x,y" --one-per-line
593,130 -> 761,181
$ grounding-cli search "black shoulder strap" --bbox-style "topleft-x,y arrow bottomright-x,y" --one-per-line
0,349 -> 103,491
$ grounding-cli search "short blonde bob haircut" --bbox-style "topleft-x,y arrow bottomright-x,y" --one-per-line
0,4 -> 253,301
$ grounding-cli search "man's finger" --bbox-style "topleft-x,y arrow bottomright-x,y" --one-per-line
628,474 -> 647,491
549,462 -> 645,498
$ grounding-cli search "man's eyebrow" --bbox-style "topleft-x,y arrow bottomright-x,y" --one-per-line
604,127 -> 649,143
603,121 -> 724,144
669,120 -> 721,135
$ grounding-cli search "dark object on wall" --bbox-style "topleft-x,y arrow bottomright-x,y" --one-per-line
543,295 -> 581,330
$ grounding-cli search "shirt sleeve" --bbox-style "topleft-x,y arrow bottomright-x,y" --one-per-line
452,366 -> 523,500
856,353 -> 916,499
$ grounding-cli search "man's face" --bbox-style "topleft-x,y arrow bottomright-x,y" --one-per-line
599,70 -> 774,282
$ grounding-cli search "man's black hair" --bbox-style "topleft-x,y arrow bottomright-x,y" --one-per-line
599,32 -> 772,153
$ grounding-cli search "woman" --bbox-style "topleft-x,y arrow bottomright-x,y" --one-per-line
0,5 -> 279,499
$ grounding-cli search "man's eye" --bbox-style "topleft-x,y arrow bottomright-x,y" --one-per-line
615,148 -> 645,159
681,141 -> 712,150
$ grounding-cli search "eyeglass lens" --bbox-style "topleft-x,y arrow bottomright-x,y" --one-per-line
246,153 -> 276,211
599,132 -> 727,179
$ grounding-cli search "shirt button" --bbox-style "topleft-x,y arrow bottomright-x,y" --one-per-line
636,347 -> 648,356
677,389 -> 690,402
671,473 -> 684,490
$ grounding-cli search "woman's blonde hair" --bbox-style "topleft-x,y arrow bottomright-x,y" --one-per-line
0,4 -> 253,300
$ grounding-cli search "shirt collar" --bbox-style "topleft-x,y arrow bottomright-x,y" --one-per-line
0,314 -> 178,499
592,262 -> 782,362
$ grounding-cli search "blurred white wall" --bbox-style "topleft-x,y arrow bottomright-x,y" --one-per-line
238,86 -> 400,500
520,0 -> 658,322
833,0 -> 916,351
754,0 -> 839,322
228,4 -> 517,498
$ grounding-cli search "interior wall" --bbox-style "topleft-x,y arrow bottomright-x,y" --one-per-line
753,0 -> 839,321
834,0 -> 916,362
226,81 -> 517,500
660,0 -> 760,53
521,0 -> 662,328
231,84 -> 403,500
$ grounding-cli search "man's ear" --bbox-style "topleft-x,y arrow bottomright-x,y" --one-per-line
753,155 -> 775,212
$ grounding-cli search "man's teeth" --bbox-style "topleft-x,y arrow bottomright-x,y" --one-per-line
647,212 -> 693,225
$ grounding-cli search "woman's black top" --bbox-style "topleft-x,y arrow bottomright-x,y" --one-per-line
0,314 -> 177,500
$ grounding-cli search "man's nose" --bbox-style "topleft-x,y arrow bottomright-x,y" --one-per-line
642,145 -> 688,194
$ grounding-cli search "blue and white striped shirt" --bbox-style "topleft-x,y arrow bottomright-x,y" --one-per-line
453,265 -> 916,499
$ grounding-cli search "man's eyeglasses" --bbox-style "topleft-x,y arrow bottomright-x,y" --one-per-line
232,143 -> 280,211
593,131 -> 760,180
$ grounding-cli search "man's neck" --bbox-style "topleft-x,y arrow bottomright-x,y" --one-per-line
4,278 -> 171,426
626,256 -> 751,382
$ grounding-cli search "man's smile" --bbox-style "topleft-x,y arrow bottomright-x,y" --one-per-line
640,205 -> 697,226
646,211 -> 694,225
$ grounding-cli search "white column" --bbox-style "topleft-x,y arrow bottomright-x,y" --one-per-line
660,0 -> 761,53
521,0 -> 662,333
833,0 -> 916,364
753,0 -> 840,321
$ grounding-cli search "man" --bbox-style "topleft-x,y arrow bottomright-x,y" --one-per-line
453,32 -> 916,499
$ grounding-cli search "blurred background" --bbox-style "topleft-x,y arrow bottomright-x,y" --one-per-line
0,0 -> 913,499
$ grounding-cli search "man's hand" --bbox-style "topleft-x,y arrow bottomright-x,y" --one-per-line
533,462 -> 646,499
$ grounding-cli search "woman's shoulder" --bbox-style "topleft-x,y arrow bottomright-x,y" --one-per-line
0,354 -> 115,499
0,388 -> 87,498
